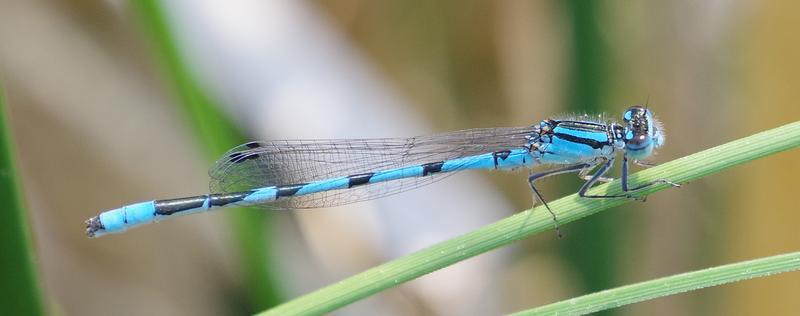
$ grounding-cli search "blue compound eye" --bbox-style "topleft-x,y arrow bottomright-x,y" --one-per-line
626,132 -> 651,150
623,110 -> 634,122
623,106 -> 645,122
622,105 -> 659,157
623,106 -> 651,137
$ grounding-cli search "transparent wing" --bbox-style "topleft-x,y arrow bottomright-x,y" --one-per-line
209,126 -> 536,208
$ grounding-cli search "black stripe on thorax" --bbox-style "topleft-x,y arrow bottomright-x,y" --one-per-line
552,132 -> 608,149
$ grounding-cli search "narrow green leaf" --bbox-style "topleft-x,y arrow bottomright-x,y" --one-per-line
261,121 -> 800,315
131,1 -> 282,310
562,1 -> 616,306
512,252 -> 800,315
0,89 -> 45,315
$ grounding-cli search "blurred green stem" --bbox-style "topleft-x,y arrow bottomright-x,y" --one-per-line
0,90 -> 45,315
512,251 -> 800,315
261,122 -> 800,315
562,2 -> 616,310
131,0 -> 282,310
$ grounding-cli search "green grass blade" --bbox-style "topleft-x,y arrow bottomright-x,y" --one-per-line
512,251 -> 800,315
131,1 -> 282,310
562,1 -> 617,306
260,121 -> 800,315
0,90 -> 45,315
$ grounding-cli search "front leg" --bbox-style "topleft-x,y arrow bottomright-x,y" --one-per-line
621,155 -> 681,194
578,155 -> 681,200
577,156 -> 631,199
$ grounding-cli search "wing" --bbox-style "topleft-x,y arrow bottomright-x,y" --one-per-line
209,126 -> 536,208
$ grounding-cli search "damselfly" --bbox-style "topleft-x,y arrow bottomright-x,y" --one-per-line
86,106 -> 679,237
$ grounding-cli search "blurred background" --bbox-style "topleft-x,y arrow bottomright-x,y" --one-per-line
1,0 -> 799,315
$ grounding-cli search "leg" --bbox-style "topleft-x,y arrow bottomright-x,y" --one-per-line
622,155 -> 680,193
632,159 -> 656,167
580,154 -> 679,200
577,156 -> 629,199
578,159 -> 614,183
527,163 -> 594,236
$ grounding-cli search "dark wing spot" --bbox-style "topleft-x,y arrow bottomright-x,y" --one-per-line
229,152 -> 260,164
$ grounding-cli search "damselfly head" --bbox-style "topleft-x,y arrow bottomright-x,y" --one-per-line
622,106 -> 664,159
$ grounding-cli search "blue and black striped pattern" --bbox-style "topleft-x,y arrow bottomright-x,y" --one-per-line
86,106 -> 674,237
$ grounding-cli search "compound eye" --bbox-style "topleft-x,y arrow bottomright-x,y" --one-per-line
623,106 -> 646,122
625,131 -> 650,149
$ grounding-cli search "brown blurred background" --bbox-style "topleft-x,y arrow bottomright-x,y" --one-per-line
1,0 -> 798,315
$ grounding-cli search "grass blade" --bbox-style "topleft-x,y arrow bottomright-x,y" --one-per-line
562,0 -> 616,303
260,121 -> 800,315
511,252 -> 800,315
0,89 -> 45,315
131,1 -> 282,310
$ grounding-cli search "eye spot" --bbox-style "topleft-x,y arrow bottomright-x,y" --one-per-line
626,133 -> 651,150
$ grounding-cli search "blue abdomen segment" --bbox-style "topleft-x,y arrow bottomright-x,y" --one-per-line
241,187 -> 278,204
87,149 -> 536,237
363,149 -> 534,185
232,149 -> 534,205
91,201 -> 157,237
295,177 -> 350,195
368,165 -> 425,183
442,148 -> 533,171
